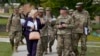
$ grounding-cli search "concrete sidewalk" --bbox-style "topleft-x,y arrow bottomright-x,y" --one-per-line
12,40 -> 57,56
0,37 -> 9,42
12,40 -> 100,56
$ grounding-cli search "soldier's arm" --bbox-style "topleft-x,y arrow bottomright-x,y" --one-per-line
6,16 -> 12,32
72,11 -> 80,27
63,16 -> 75,28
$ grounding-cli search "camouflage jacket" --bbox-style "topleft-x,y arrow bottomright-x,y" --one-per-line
56,15 -> 74,35
72,9 -> 91,33
6,14 -> 22,32
40,16 -> 55,36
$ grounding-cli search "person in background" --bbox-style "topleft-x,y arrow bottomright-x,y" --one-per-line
6,7 -> 22,52
72,2 -> 91,56
19,6 -> 25,45
36,7 -> 46,56
44,7 -> 56,53
69,9 -> 74,16
56,7 -> 74,56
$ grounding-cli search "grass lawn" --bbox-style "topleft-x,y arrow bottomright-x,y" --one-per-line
0,32 -> 8,36
0,42 -> 12,56
77,47 -> 100,56
85,47 -> 100,56
0,19 -> 7,25
88,35 -> 100,42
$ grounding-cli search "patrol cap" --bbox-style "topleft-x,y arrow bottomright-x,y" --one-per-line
65,7 -> 69,10
60,7 -> 68,10
46,7 -> 51,11
69,9 -> 74,12
75,5 -> 81,8
76,2 -> 83,5
38,7 -> 44,12
13,7 -> 19,11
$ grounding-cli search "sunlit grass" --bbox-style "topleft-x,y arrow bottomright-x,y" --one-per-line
88,35 -> 100,42
0,42 -> 12,56
0,19 -> 7,25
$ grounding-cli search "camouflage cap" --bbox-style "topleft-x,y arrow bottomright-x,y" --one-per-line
76,2 -> 83,5
38,7 -> 44,12
69,9 -> 74,12
60,7 -> 68,10
46,7 -> 51,11
75,2 -> 84,8
75,5 -> 81,8
65,7 -> 69,10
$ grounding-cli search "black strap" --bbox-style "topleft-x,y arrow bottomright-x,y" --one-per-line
10,14 -> 14,25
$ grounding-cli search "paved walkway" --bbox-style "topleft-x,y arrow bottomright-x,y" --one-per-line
0,36 -> 9,42
0,37 -> 100,56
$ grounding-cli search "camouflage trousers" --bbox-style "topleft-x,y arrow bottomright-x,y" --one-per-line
72,33 -> 87,56
57,34 -> 72,56
36,36 -> 48,56
49,29 -> 57,50
9,31 -> 22,50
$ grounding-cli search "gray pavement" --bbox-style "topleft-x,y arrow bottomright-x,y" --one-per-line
12,40 -> 58,56
0,36 -> 9,42
0,37 -> 100,56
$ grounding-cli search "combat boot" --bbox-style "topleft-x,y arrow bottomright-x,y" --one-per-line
58,54 -> 62,56
49,46 -> 52,53
13,46 -> 18,52
44,50 -> 48,54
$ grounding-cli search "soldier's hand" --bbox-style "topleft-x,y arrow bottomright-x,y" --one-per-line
41,19 -> 45,24
62,24 -> 67,28
57,25 -> 62,28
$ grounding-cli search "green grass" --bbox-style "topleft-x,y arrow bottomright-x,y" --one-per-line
78,47 -> 100,56
86,47 -> 100,56
0,19 -> 7,25
87,35 -> 100,42
0,42 -> 12,56
0,32 -> 8,36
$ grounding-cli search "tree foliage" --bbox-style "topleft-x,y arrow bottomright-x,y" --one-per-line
1,0 -> 100,19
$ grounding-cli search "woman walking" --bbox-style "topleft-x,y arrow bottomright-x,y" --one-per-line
23,9 -> 45,56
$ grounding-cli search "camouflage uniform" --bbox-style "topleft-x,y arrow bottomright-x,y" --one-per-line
36,16 -> 55,56
42,15 -> 55,53
72,9 -> 91,56
45,7 -> 57,53
6,14 -> 22,52
36,7 -> 48,56
36,16 -> 47,56
56,15 -> 74,56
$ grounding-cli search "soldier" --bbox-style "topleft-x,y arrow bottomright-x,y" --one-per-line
72,2 -> 91,56
43,7 -> 57,53
6,7 -> 22,52
36,7 -> 46,56
69,9 -> 74,16
19,6 -> 25,45
56,7 -> 74,56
